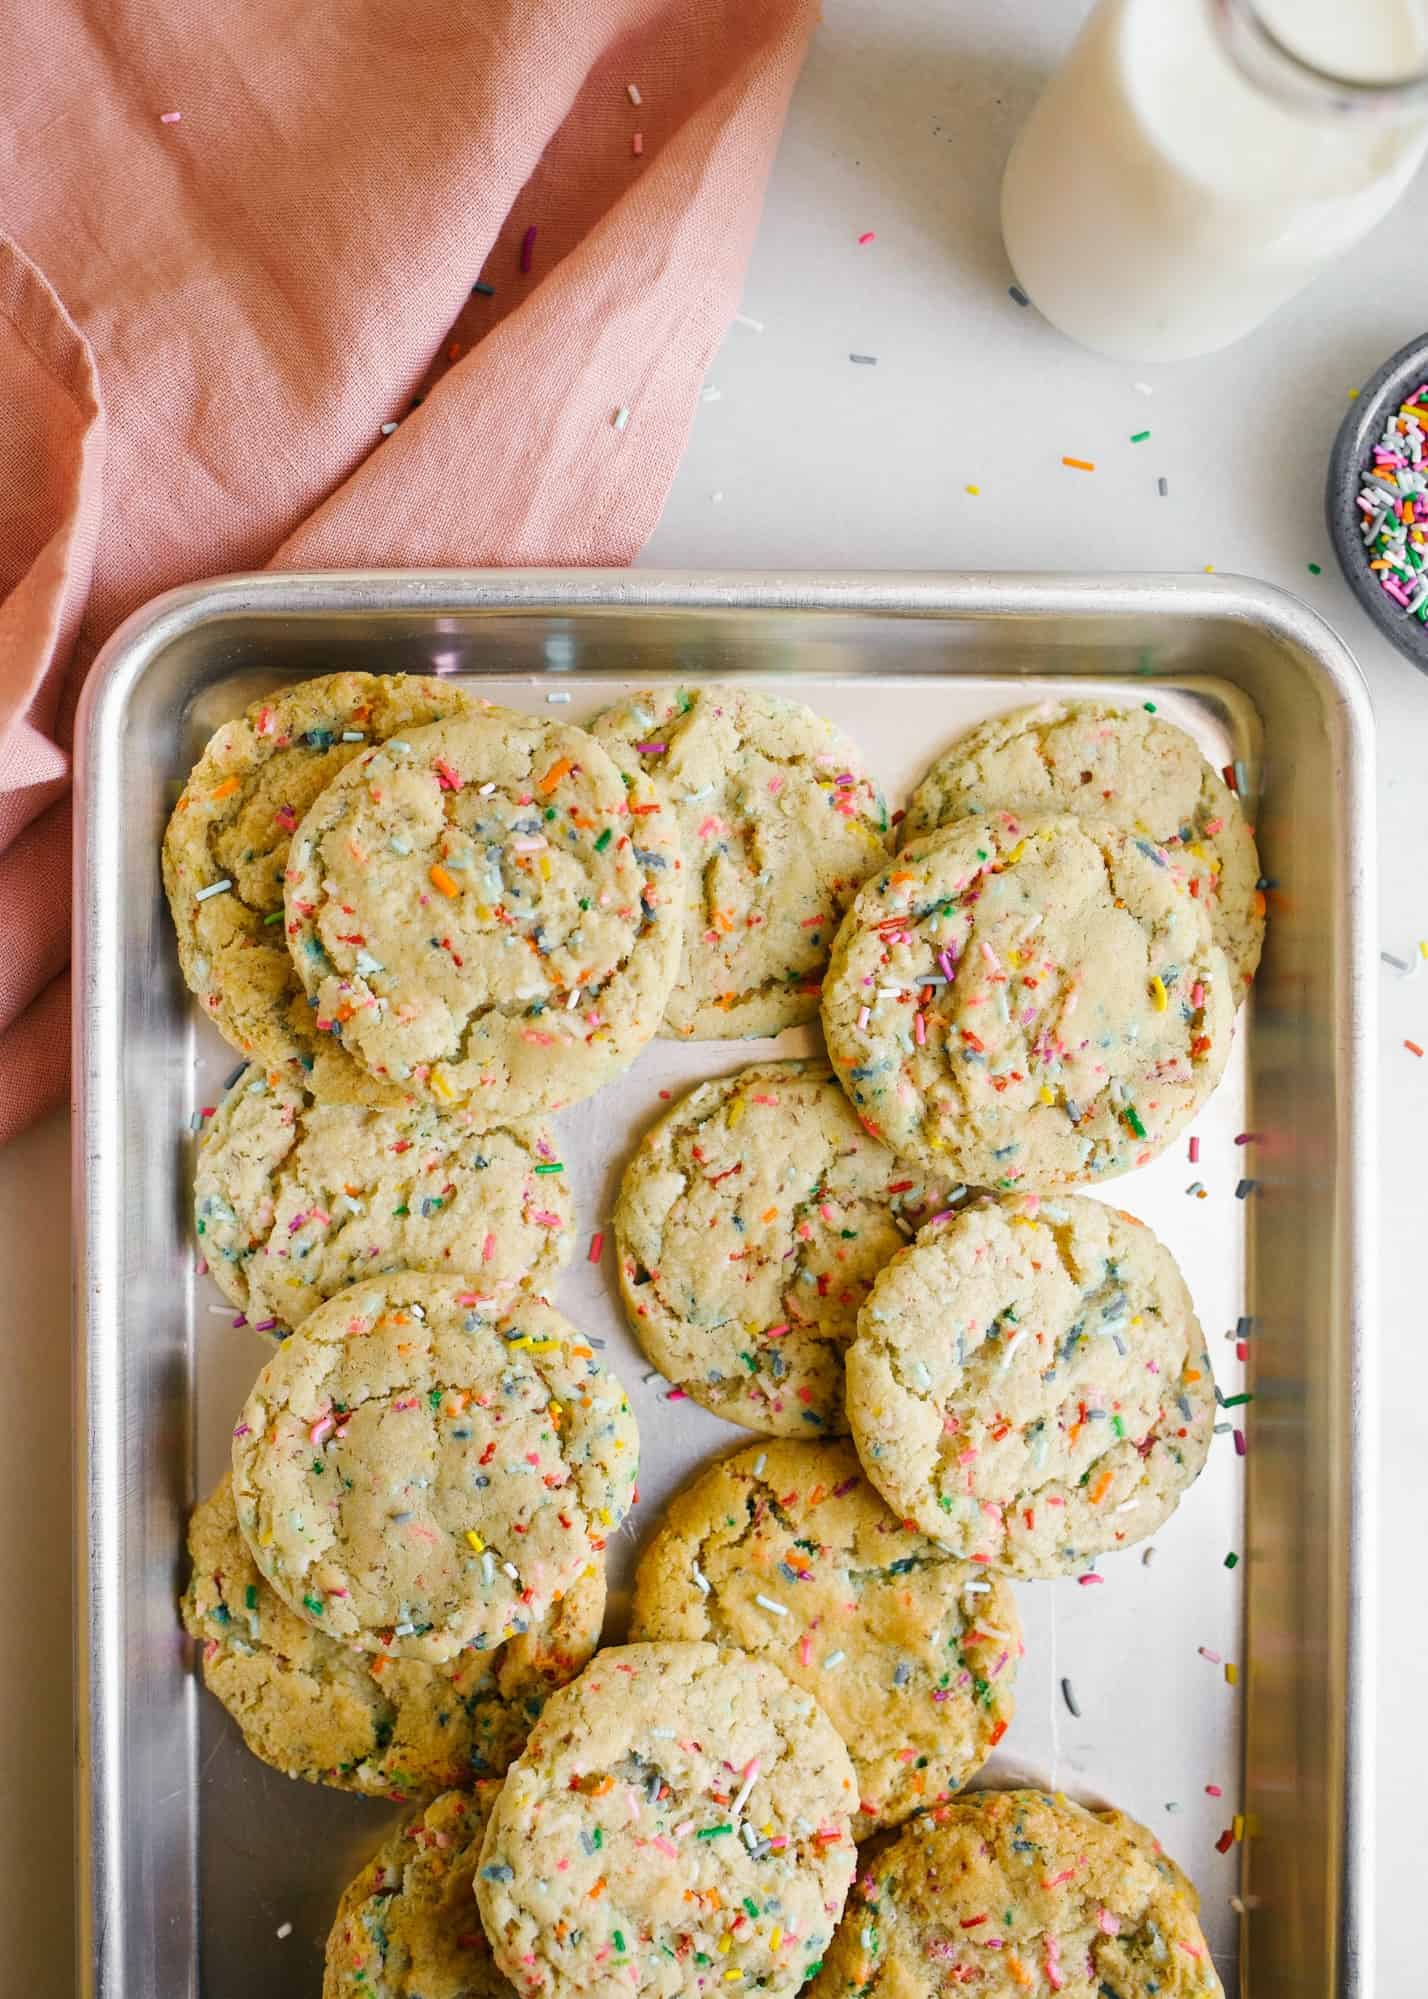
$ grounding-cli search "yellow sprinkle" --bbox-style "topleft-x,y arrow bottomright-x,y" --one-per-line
429,862 -> 461,897
717,1934 -> 733,1956
1149,975 -> 1168,1012
1225,1661 -> 1239,1686
597,1508 -> 612,1526
1232,1814 -> 1245,1842
1204,564 -> 1215,573
724,1974 -> 742,1984
258,1528 -> 274,1548
1038,1084 -> 1055,1106
549,1399 -> 565,1422
1348,387 -> 1359,399
727,1096 -> 746,1128
506,1335 -> 532,1351
1419,940 -> 1428,960
769,1929 -> 782,1952
429,1069 -> 456,1103
965,484 -> 980,496
475,903 -> 493,921
1006,840 -> 1027,865
526,1338 -> 561,1352
466,1530 -> 486,1553
539,853 -> 552,881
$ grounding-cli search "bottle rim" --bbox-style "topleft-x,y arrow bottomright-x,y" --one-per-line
1213,0 -> 1428,113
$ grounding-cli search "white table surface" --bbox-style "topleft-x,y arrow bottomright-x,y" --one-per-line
4,2 -> 1423,1988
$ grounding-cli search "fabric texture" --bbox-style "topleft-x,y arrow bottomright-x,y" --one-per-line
0,0 -> 814,1145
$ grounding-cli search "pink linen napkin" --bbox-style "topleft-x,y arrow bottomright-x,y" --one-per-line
0,0 -> 815,1145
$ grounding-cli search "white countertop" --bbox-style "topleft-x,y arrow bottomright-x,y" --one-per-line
5,1 -> 1423,1986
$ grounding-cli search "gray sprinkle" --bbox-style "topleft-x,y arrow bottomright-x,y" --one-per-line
1060,1676 -> 1081,1718
849,353 -> 878,366
1008,285 -> 1030,307
1381,950 -> 1412,972
1157,476 -> 1169,497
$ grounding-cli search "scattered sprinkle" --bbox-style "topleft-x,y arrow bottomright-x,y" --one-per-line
613,406 -> 630,431
754,1593 -> 790,1617
471,280 -> 495,296
627,82 -> 642,105
858,231 -> 876,245
1060,1677 -> 1081,1717
734,312 -> 765,333
1062,456 -> 1096,472
1130,430 -> 1151,443
1008,285 -> 1030,307
701,387 -> 722,403
275,1922 -> 292,1940
1135,381 -> 1154,395
588,1231 -> 605,1264
1381,950 -> 1411,971
965,484 -> 981,496
1158,477 -> 1169,497
194,878 -> 233,902
632,132 -> 644,157
1224,1551 -> 1239,1569
1406,1039 -> 1424,1058
380,421 -> 398,436
1308,562 -> 1322,575
159,110 -> 182,124
849,353 -> 878,366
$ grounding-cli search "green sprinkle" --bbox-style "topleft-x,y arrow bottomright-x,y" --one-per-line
804,1964 -> 823,1981
1221,1391 -> 1254,1408
594,828 -> 613,852
1307,562 -> 1322,575
393,1203 -> 409,1217
1111,1414 -> 1125,1439
262,910 -> 284,926
742,1898 -> 758,1919
613,1930 -> 626,1953
1142,701 -> 1157,713
1224,1551 -> 1239,1569
534,1162 -> 564,1174
1122,1104 -> 1147,1140
1130,430 -> 1151,443
697,1824 -> 733,1839
303,1595 -> 324,1616
244,1585 -> 258,1609
593,1827 -> 603,1849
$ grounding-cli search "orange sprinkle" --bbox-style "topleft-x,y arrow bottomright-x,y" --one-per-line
588,1877 -> 607,1900
762,1207 -> 778,1223
208,775 -> 241,801
1251,888 -> 1267,918
429,863 -> 461,898
540,758 -> 575,794
1088,1470 -> 1113,1505
1062,456 -> 1096,472
1406,1039 -> 1424,1058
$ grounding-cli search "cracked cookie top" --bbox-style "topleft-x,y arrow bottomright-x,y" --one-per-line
846,1193 -> 1215,1576
282,706 -> 684,1120
821,814 -> 1233,1188
475,1641 -> 857,1999
591,685 -> 888,1038
613,1060 -> 966,1436
630,1439 -> 1020,1836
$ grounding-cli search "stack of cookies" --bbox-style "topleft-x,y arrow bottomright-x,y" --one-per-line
165,679 -> 1245,1997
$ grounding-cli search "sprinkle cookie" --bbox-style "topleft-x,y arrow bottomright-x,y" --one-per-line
324,1784 -> 511,1997
195,1067 -> 573,1338
806,1788 -> 1223,1999
821,814 -> 1233,1187
163,672 -> 474,1093
614,1060 -> 965,1436
629,1440 -> 1021,1837
231,1274 -> 637,1663
845,1193 -> 1215,1575
591,685 -> 888,1037
283,708 -> 683,1119
183,1476 -> 604,1797
900,699 -> 1264,999
474,1641 -> 857,1999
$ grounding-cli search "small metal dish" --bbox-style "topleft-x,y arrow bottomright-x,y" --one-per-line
1326,330 -> 1428,670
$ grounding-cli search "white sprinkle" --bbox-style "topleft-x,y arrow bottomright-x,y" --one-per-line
963,1580 -> 991,1595
207,1305 -> 237,1316
1135,381 -> 1154,395
754,1593 -> 789,1617
275,1922 -> 293,1940
546,691 -> 571,704
386,740 -> 411,754
701,387 -> 722,403
856,1006 -> 871,1031
752,1453 -> 767,1477
998,1329 -> 1025,1371
502,1562 -> 520,1581
566,987 -> 583,1010
379,421 -> 398,436
159,110 -> 182,124
711,491 -> 724,504
612,406 -> 630,431
194,878 -> 233,902
478,782 -> 497,796
692,1564 -> 711,1596
734,312 -> 765,332
729,1758 -> 761,1819
822,1649 -> 846,1671
627,82 -> 642,104
1115,1497 -> 1141,1513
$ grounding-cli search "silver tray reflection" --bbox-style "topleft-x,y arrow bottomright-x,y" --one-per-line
74,570 -> 1376,1999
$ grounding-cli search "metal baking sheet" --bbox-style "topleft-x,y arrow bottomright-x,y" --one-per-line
74,570 -> 1376,1999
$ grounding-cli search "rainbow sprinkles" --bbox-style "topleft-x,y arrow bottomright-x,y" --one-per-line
1358,386 -> 1428,618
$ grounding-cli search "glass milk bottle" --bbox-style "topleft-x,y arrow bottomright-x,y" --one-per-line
1001,0 -> 1428,362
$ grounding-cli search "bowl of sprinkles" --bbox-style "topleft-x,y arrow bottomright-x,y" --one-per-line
1328,330 -> 1428,666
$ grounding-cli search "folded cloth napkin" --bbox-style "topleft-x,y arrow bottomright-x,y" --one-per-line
0,0 -> 815,1145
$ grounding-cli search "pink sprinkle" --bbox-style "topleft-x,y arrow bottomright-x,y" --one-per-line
532,1209 -> 563,1227
1077,1573 -> 1104,1587
632,131 -> 643,156
764,1323 -> 790,1339
938,948 -> 956,981
1198,1646 -> 1222,1663
482,1232 -> 496,1263
520,225 -> 537,273
1234,1428 -> 1246,1456
914,1011 -> 927,1046
1191,981 -> 1205,1008
652,1836 -> 676,1857
1205,1784 -> 1223,1798
857,1006 -> 871,1031
433,758 -> 463,791
159,110 -> 182,123
1203,816 -> 1225,835
588,1231 -> 605,1264
287,1212 -> 308,1234
1188,1135 -> 1200,1164
195,1258 -> 208,1277
456,1291 -> 479,1305
799,1633 -> 813,1666
309,1208 -> 331,1227
697,816 -> 721,838
633,743 -> 666,754
1383,576 -> 1412,607
1097,1910 -> 1120,1935
232,1422 -> 251,1438
673,1820 -> 694,1839
858,231 -> 875,244
666,1387 -> 687,1401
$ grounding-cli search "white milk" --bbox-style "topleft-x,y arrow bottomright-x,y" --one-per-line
1001,0 -> 1428,361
